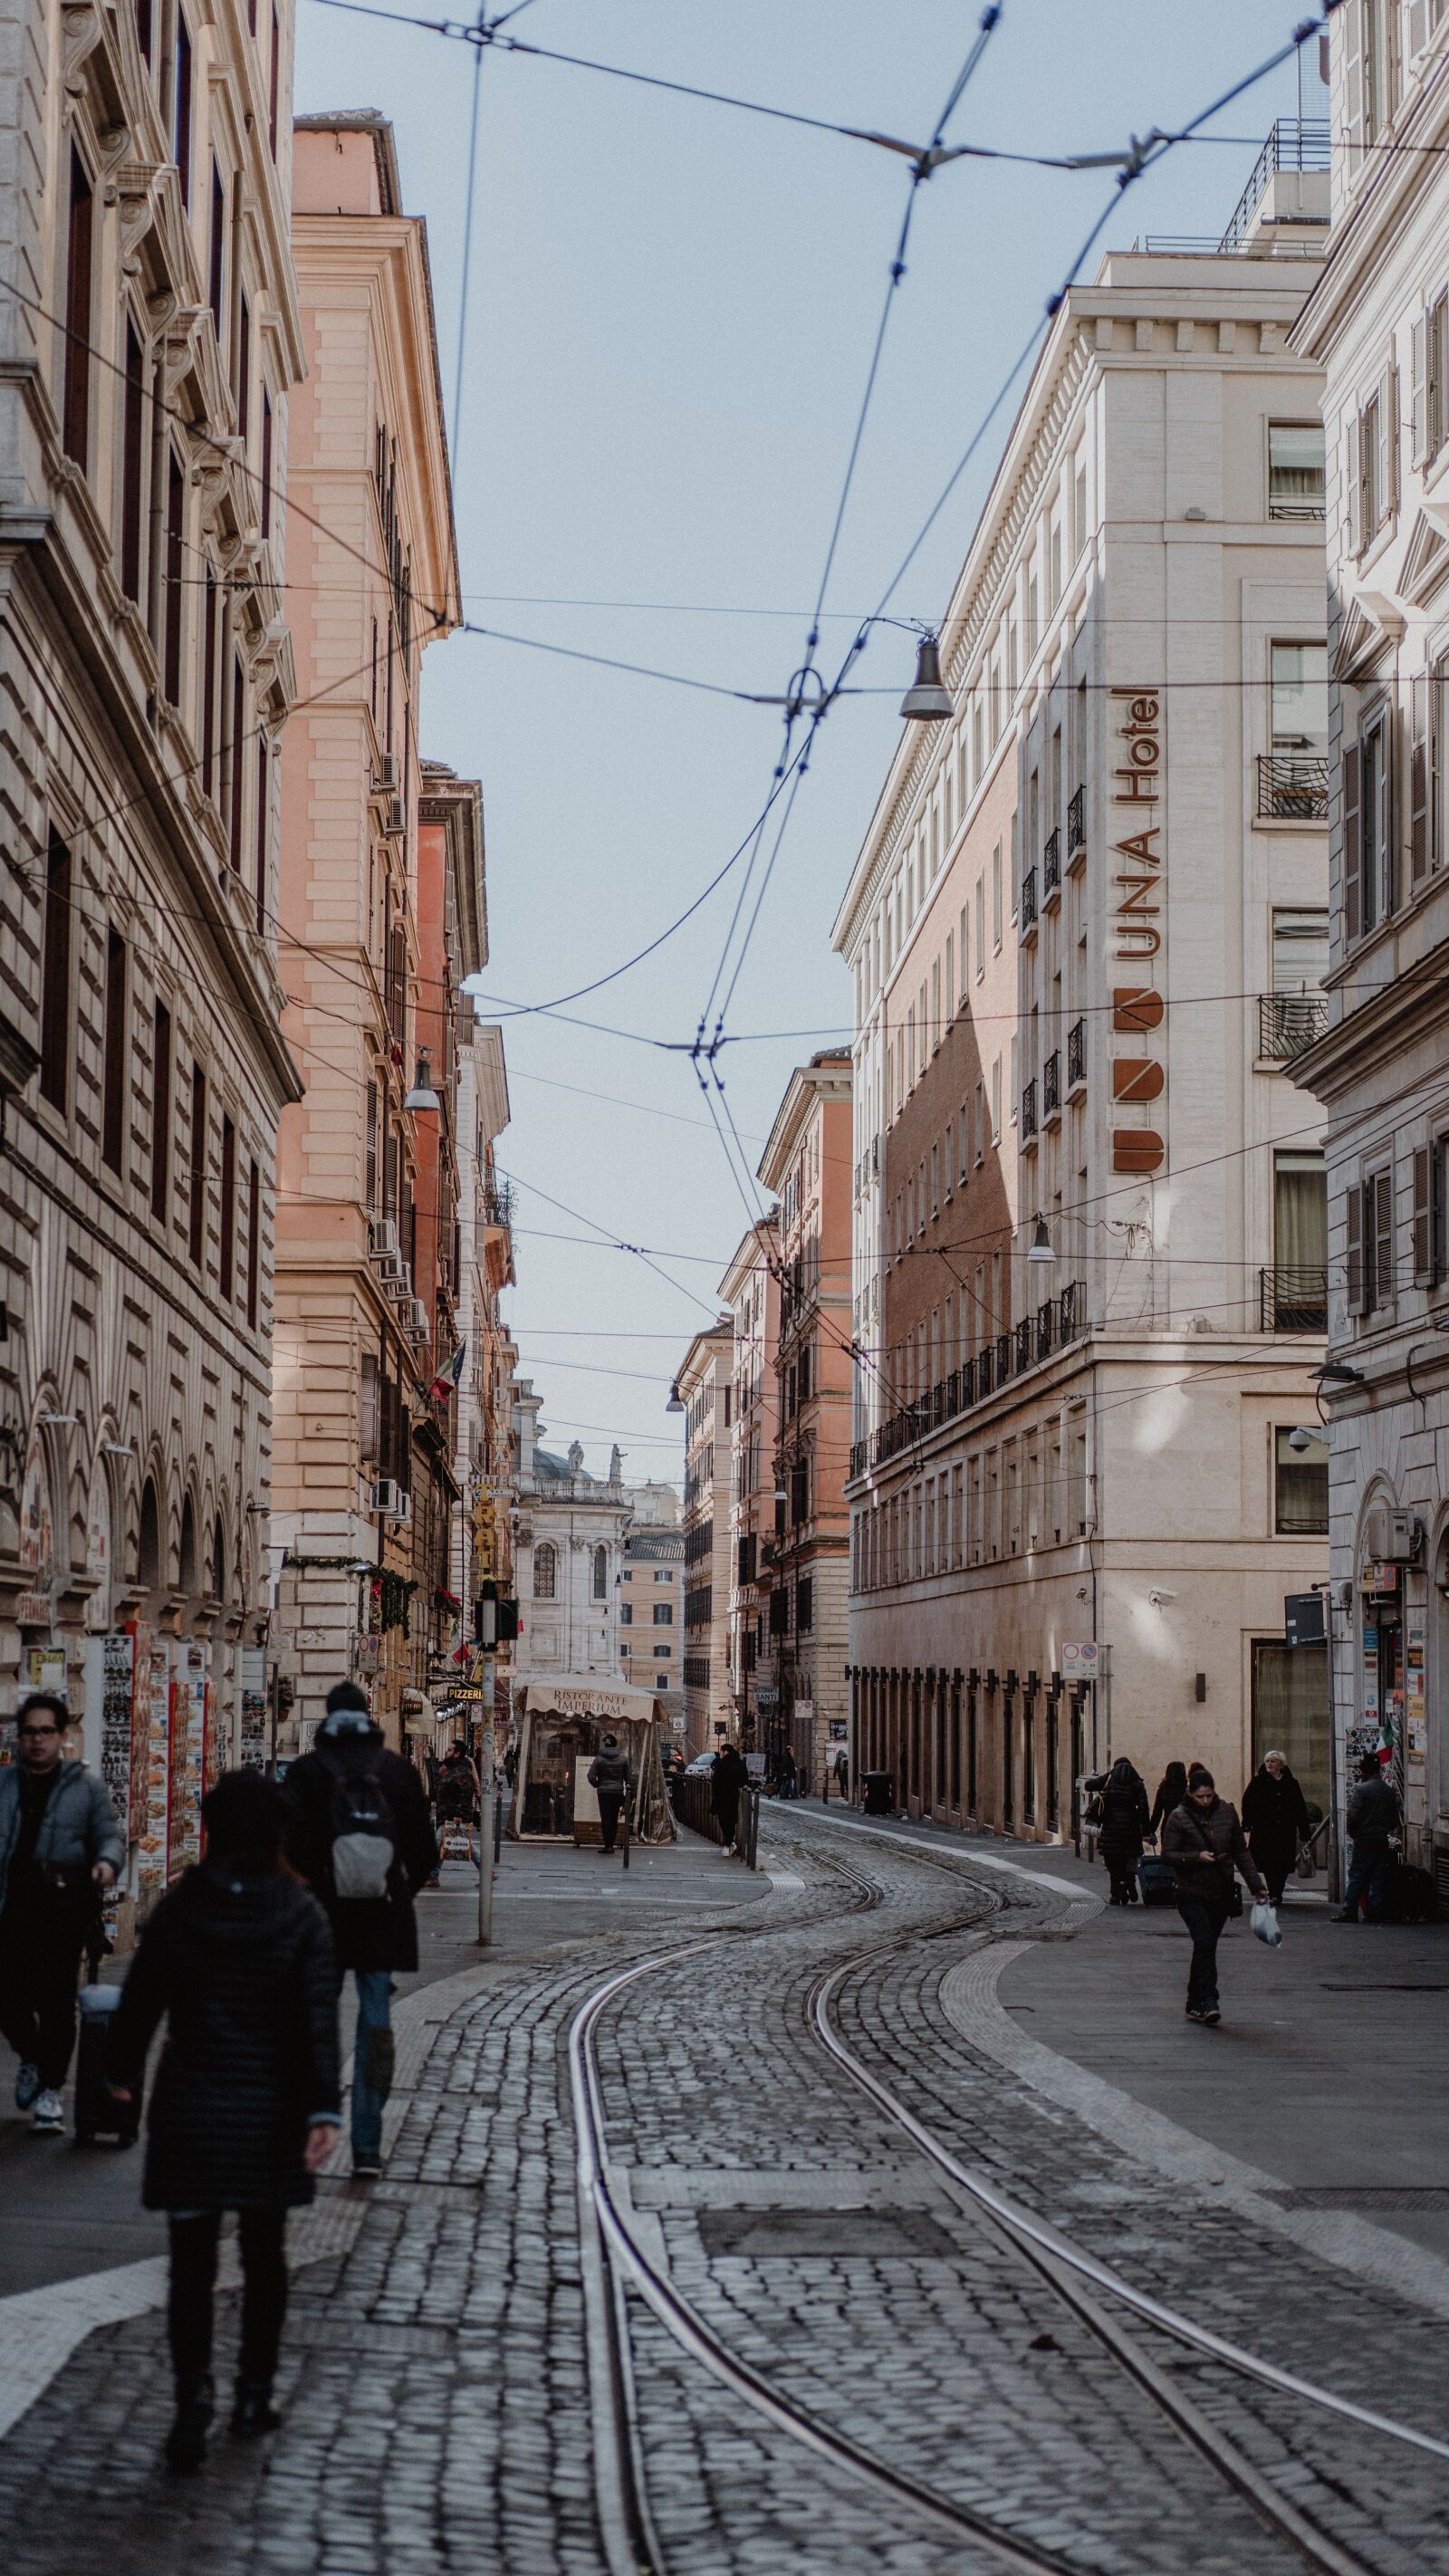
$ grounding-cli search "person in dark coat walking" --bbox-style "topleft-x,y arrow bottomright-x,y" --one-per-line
1338,1754 -> 1399,1922
1162,1764 -> 1267,2024
0,1693 -> 125,2131
710,1743 -> 749,1851
587,1734 -> 631,1853
1097,1756 -> 1150,1905
1148,1761 -> 1188,1849
108,1770 -> 340,2471
1241,1751 -> 1312,1906
280,1681 -> 437,2177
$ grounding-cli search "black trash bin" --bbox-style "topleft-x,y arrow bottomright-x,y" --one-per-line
862,1770 -> 894,1817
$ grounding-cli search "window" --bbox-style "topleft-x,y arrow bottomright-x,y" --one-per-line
652,1602 -> 674,1625
1348,1168 -> 1394,1317
620,1602 -> 633,1626
229,660 -> 245,870
653,1646 -> 671,1660
592,1544 -> 608,1600
255,736 -> 269,932
1274,1427 -> 1329,1534
150,1000 -> 171,1222
533,1542 -> 556,1599
1272,909 -> 1329,995
1272,1152 -> 1328,1330
173,14 -> 193,206
39,829 -> 72,1114
63,149 -> 93,468
1414,1135 -> 1449,1291
1348,370 -> 1396,553
236,293 -> 251,444
1415,292 -> 1449,468
121,322 -> 145,599
796,1576 -> 813,1633
655,1568 -> 672,1582
991,1057 -> 1002,1144
269,5 -> 280,157
1268,423 -> 1325,521
1346,708 -> 1395,939
1270,644 -> 1328,755
208,162 -> 226,338
974,875 -> 984,976
261,389 -> 273,537
245,1157 -> 261,1328
102,925 -> 127,1173
218,1113 -> 236,1298
163,447 -> 184,702
992,843 -> 1003,948
187,1062 -> 206,1266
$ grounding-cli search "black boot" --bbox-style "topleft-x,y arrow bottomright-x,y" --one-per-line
165,2375 -> 215,2472
231,2380 -> 282,2437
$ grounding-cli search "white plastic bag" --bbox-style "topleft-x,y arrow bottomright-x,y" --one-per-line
1250,1898 -> 1282,1947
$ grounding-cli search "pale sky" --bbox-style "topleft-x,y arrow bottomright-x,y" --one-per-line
293,0 -> 1315,1485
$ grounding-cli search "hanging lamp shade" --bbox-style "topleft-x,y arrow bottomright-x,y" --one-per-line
899,633 -> 954,721
1027,1213 -> 1055,1264
404,1050 -> 441,1113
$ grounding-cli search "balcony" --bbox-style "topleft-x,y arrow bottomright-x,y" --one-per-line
1218,117 -> 1329,256
1261,1265 -> 1329,1334
1036,1299 -> 1055,1364
1021,1078 -> 1038,1141
1013,1317 -> 1033,1375
1042,828 -> 1060,902
1067,784 -> 1085,860
1257,752 -> 1328,821
483,1178 -> 514,1230
1020,868 -> 1038,934
1067,1016 -> 1085,1090
1258,992 -> 1328,1062
1042,1050 -> 1060,1120
846,1283 -> 1089,1481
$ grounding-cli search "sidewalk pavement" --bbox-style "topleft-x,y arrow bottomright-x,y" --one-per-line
0,1822 -> 769,2300
785,1802 -> 1449,2264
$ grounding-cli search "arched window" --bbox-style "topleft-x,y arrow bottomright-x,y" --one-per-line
592,1544 -> 608,1601
211,1519 -> 226,1604
533,1541 -> 556,1600
178,1495 -> 197,1596
137,1479 -> 160,1591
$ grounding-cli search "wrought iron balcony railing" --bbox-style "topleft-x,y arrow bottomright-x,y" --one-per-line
1257,753 -> 1328,821
1042,1050 -> 1060,1118
1021,867 -> 1038,931
1067,1016 -> 1085,1088
1067,784 -> 1085,858
1021,1078 -> 1038,1139
1042,828 -> 1060,899
1258,992 -> 1328,1061
1260,1265 -> 1329,1334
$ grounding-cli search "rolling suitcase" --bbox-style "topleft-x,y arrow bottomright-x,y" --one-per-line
73,1985 -> 139,2147
1137,1853 -> 1176,1908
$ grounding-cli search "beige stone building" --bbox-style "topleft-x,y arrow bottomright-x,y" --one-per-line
675,1320 -> 733,1754
270,112 -> 464,1753
719,1219 -> 780,1752
619,1483 -> 683,1730
837,156 -> 1334,1837
0,0 -> 303,1901
758,1053 -> 853,1791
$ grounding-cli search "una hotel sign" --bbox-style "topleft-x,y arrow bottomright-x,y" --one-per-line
1109,687 -> 1165,1177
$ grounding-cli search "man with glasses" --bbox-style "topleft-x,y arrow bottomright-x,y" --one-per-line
0,1693 -> 124,2130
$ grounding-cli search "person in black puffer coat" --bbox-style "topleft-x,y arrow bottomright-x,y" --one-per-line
1098,1755 -> 1151,1905
1241,1751 -> 1312,1906
108,1770 -> 340,2473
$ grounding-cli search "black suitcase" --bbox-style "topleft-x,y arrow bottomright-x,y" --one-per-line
1385,1860 -> 1438,1925
1137,1853 -> 1176,1908
73,1985 -> 139,2146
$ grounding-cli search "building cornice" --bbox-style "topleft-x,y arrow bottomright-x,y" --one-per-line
1291,934 -> 1449,1102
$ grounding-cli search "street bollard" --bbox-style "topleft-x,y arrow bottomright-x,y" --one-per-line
477,1624 -> 495,1947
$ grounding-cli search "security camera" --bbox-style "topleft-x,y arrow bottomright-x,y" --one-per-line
1147,1587 -> 1177,1608
1287,1425 -> 1316,1453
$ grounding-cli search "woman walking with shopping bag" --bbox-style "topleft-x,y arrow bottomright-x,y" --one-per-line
1162,1765 -> 1267,2025
108,1771 -> 340,2470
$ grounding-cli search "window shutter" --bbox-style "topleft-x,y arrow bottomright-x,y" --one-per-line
1381,365 -> 1398,519
1414,1145 -> 1433,1285
1345,411 -> 1359,553
1343,0 -> 1364,149
1413,315 -> 1428,465
1375,1169 -> 1394,1306
1380,706 -> 1396,915
1346,1181 -> 1367,1316
1342,737 -> 1362,941
1412,675 -> 1430,882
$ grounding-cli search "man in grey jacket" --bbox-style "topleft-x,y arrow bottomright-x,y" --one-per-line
0,1694 -> 125,2129
1338,1754 -> 1399,1923
587,1734 -> 631,1855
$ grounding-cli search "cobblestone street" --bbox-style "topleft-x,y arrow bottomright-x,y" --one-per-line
2,1813 -> 1447,2576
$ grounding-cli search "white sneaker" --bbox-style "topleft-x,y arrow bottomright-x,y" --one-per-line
31,2089 -> 64,2132
14,2062 -> 41,2112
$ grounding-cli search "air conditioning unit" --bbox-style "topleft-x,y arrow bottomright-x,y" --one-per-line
368,1217 -> 398,1261
1363,1504 -> 1422,1567
373,753 -> 398,792
405,1296 -> 430,1341
385,797 -> 406,838
376,1250 -> 405,1285
385,1263 -> 413,1302
371,1479 -> 411,1523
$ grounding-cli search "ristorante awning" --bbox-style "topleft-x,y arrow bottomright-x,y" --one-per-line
515,1677 -> 664,1724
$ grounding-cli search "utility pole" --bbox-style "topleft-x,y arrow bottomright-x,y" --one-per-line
477,1590 -> 495,1946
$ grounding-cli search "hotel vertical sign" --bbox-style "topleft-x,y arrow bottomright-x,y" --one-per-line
1109,687 -> 1165,1176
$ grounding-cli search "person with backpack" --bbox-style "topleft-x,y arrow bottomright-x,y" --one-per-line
107,1770 -> 339,2471
1162,1764 -> 1267,2024
280,1682 -> 437,2177
586,1732 -> 631,1854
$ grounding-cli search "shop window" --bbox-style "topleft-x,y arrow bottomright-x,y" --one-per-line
1274,1427 -> 1329,1534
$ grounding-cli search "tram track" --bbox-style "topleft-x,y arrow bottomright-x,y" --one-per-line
569,1825 -> 1448,2576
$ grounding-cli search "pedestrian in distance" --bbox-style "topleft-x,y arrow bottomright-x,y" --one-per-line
1097,1754 -> 1150,1906
1162,1764 -> 1267,2025
1337,1754 -> 1399,1923
711,1741 -> 749,1852
280,1680 -> 437,2179
0,1692 -> 124,2132
107,1770 -> 340,2472
779,1745 -> 798,1801
1148,1759 -> 1188,1848
833,1748 -> 849,1799
1241,1749 -> 1312,1907
588,1733 -> 631,1854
